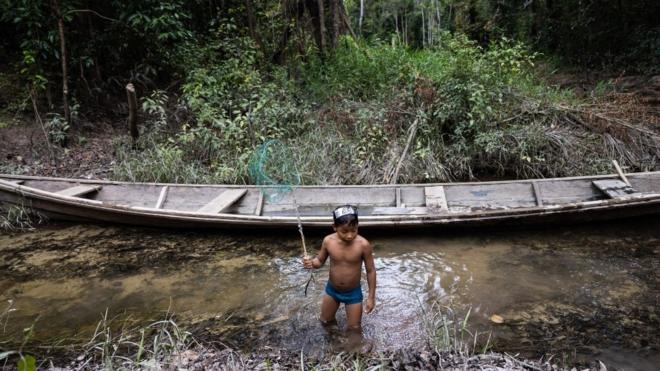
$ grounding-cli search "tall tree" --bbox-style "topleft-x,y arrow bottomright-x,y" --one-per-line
53,0 -> 71,128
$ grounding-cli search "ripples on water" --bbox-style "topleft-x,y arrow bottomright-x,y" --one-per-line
0,219 -> 658,368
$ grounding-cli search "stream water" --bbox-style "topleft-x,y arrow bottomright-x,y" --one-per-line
0,219 -> 658,369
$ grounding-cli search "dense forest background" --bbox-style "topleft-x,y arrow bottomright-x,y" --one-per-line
1,0 -> 659,184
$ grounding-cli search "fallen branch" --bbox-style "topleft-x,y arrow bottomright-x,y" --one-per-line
29,90 -> 55,162
387,116 -> 420,184
555,104 -> 659,138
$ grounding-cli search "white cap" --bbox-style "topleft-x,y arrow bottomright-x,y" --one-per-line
333,205 -> 357,219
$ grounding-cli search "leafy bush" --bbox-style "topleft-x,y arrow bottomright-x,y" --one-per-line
301,37 -> 415,100
112,31 -> 656,185
45,113 -> 69,146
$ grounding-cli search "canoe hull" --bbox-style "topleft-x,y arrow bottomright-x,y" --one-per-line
2,173 -> 660,230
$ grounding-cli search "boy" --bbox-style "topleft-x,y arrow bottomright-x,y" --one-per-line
302,205 -> 376,330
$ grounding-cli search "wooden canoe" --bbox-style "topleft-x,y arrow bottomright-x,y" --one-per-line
1,172 -> 659,229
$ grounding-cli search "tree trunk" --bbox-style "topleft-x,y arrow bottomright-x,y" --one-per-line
338,0 -> 356,40
395,9 -> 399,37
359,0 -> 364,33
53,0 -> 71,127
331,0 -> 342,49
434,0 -> 441,44
245,0 -> 264,52
421,5 -> 426,46
273,0 -> 294,64
305,0 -> 326,55
402,9 -> 407,46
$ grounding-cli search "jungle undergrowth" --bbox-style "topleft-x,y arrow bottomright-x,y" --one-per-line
110,30 -> 659,185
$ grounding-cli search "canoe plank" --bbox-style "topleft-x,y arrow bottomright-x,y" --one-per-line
425,186 -> 448,212
254,192 -> 264,216
593,180 -> 638,198
531,182 -> 544,206
371,207 -> 427,215
197,189 -> 247,214
55,185 -> 102,198
155,186 -> 169,209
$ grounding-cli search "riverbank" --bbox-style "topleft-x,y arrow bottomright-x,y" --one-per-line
1,319 -> 565,371
1,46 -> 659,185
35,341 -> 567,370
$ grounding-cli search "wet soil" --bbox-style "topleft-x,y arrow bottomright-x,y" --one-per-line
0,115 -> 120,179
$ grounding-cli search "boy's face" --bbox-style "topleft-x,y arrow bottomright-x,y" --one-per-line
334,223 -> 358,242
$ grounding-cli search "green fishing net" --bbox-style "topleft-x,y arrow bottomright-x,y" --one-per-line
248,139 -> 301,202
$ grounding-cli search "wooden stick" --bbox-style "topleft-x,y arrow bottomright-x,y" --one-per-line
299,222 -> 308,257
612,160 -> 631,186
126,83 -> 139,144
293,195 -> 308,257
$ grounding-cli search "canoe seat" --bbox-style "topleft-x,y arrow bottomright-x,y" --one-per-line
425,186 -> 449,213
56,185 -> 102,198
592,180 -> 639,199
197,189 -> 247,214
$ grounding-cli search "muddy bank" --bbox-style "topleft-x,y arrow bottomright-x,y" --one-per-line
0,115 -> 121,179
55,345 -> 576,371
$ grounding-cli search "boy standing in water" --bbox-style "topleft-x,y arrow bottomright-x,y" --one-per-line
302,205 -> 376,330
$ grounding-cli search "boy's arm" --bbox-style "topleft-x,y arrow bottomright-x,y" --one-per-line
303,237 -> 329,269
363,241 -> 376,313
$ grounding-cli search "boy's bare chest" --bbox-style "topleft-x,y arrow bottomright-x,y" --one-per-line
328,244 -> 362,264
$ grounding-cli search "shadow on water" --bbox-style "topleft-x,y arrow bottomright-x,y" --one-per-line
0,217 -> 658,369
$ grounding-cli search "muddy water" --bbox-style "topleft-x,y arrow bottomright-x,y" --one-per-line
1,219 -> 658,369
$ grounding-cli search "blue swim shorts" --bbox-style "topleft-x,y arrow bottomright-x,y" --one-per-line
325,281 -> 363,305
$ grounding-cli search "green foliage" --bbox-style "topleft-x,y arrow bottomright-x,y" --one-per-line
347,0 -> 660,69
17,355 -> 36,371
182,21 -> 306,151
1,0 -> 636,184
302,37 -> 415,100
45,113 -> 69,146
141,89 -> 168,134
122,0 -> 192,43
110,29 -> 656,184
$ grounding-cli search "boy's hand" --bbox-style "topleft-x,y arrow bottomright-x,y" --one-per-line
365,297 -> 375,314
302,255 -> 314,269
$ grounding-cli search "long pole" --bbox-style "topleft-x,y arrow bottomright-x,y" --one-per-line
292,194 -> 308,257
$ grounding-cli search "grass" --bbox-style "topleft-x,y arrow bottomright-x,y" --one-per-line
420,301 -> 492,356
1,300 -> 40,371
0,300 -> 529,370
0,202 -> 45,231
75,309 -> 196,370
